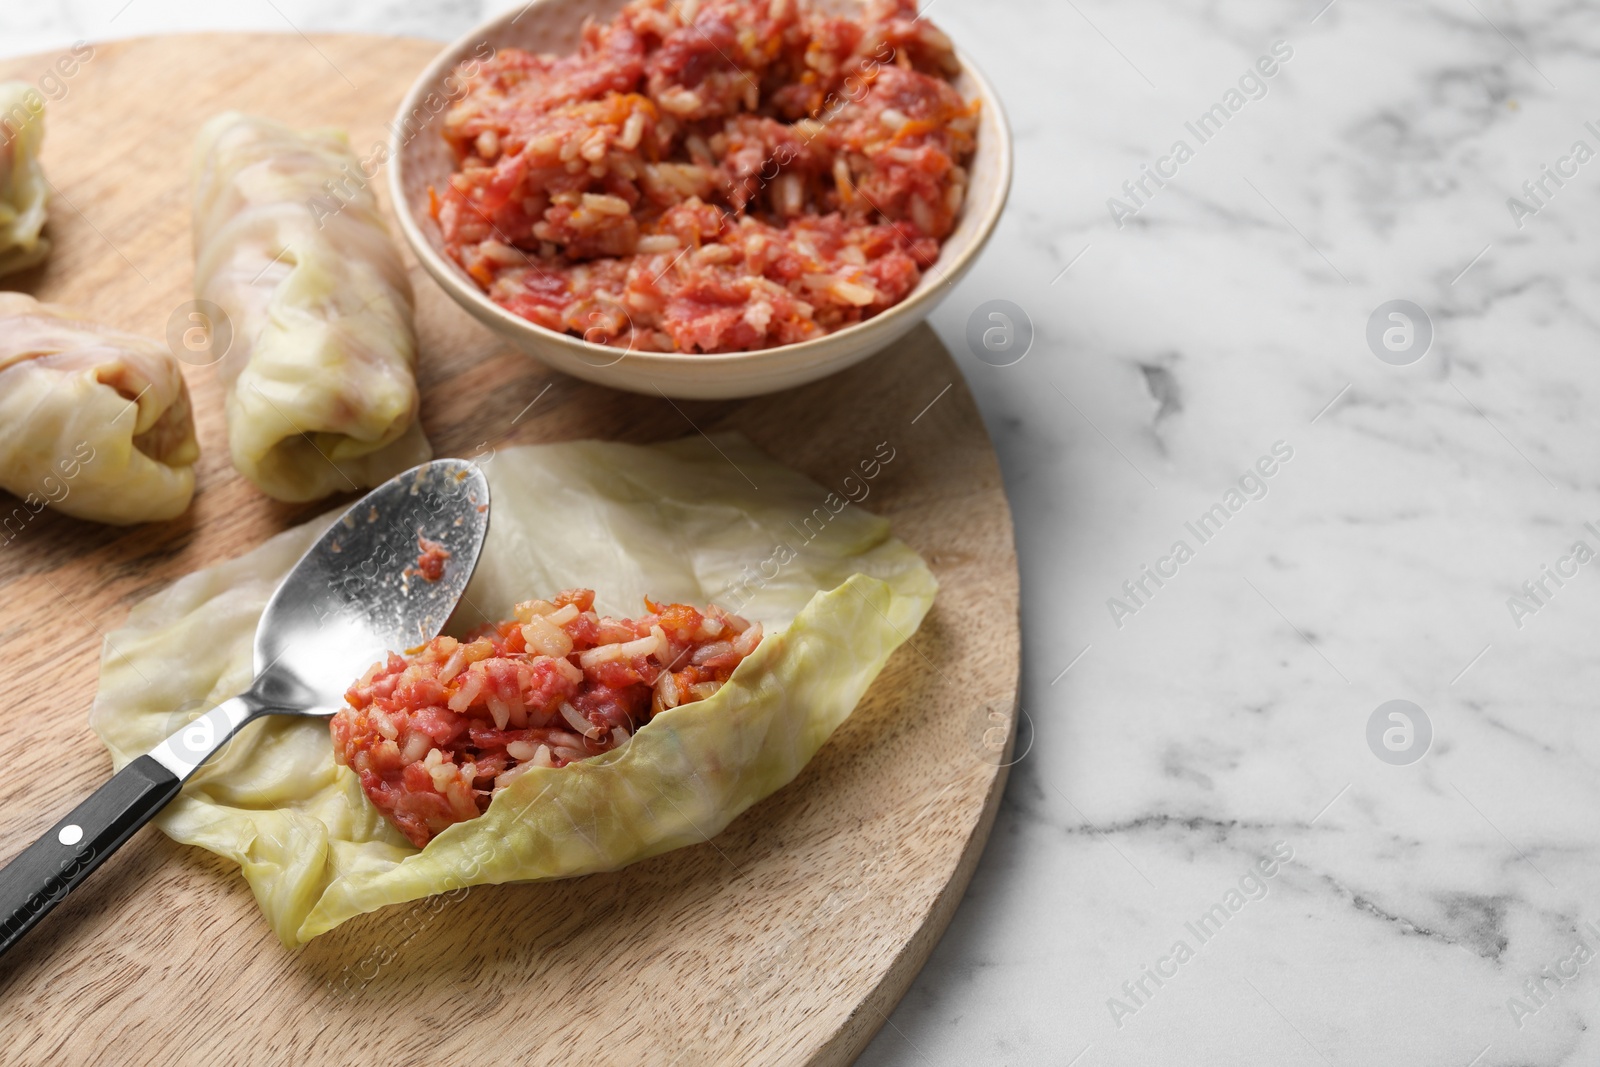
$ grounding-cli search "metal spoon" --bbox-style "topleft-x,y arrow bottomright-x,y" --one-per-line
0,458 -> 490,958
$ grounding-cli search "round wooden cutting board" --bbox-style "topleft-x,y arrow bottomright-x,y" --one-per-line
0,33 -> 1019,1067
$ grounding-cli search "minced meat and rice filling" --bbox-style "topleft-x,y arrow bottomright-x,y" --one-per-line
331,589 -> 762,846
435,0 -> 978,353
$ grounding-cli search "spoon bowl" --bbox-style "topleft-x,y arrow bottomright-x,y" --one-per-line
252,459 -> 490,716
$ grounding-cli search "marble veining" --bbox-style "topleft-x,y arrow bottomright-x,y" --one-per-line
8,0 -> 1600,1064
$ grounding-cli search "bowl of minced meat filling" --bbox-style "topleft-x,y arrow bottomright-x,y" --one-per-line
332,589 -> 763,847
391,0 -> 1012,398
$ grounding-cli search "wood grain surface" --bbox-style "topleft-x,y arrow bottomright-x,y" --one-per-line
0,33 -> 1020,1067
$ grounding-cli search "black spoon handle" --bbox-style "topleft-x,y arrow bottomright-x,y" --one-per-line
0,756 -> 180,958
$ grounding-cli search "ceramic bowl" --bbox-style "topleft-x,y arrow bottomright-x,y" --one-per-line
390,0 -> 1013,399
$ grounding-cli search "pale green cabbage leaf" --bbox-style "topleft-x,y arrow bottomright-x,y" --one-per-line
90,436 -> 936,945
192,112 -> 430,503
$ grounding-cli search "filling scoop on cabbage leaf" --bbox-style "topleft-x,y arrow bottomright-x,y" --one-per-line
332,588 -> 767,848
90,435 -> 936,945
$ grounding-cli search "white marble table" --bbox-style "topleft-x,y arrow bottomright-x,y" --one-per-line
8,2 -> 1600,1064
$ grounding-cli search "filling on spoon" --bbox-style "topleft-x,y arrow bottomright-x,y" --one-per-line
409,534 -> 452,582
330,588 -> 763,847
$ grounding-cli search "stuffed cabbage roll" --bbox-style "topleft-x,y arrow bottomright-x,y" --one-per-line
0,293 -> 198,525
192,111 -> 429,503
0,82 -> 50,277
91,435 -> 937,945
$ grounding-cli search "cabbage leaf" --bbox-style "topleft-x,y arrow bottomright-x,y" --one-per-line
90,435 -> 935,944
